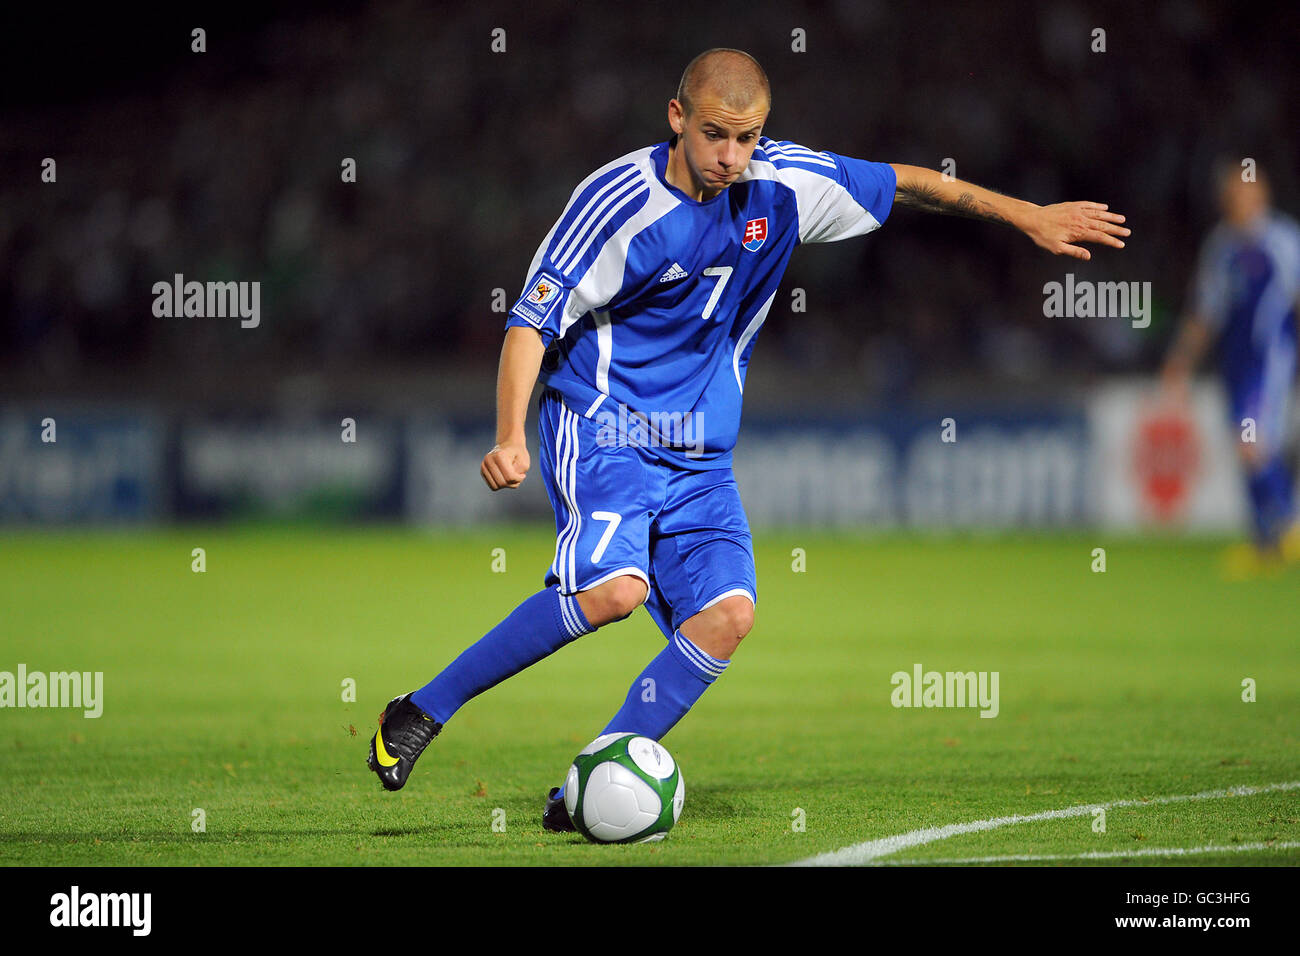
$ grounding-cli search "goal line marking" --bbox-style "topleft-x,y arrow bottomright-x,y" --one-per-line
877,841 -> 1300,865
790,780 -> 1300,867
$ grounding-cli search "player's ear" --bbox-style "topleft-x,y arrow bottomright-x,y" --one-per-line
668,99 -> 685,135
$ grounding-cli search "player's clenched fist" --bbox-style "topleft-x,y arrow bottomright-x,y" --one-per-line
481,441 -> 530,490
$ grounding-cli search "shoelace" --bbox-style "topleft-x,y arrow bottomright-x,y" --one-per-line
383,705 -> 438,758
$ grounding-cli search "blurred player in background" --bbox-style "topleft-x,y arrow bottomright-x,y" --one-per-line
368,48 -> 1130,828
1162,162 -> 1300,575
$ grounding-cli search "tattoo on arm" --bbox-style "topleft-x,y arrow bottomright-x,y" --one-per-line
894,182 -> 1014,227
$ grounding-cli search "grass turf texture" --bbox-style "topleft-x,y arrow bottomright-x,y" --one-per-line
0,526 -> 1296,866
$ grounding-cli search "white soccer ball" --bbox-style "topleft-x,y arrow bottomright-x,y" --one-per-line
563,733 -> 685,843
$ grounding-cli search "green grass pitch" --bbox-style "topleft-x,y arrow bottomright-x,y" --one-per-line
1,526 -> 1296,866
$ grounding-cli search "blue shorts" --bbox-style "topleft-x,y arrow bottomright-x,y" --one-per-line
537,389 -> 756,640
1226,343 -> 1295,458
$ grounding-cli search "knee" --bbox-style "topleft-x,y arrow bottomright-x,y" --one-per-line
712,595 -> 755,643
578,575 -> 648,626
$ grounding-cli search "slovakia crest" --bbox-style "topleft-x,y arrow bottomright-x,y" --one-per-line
742,217 -> 768,252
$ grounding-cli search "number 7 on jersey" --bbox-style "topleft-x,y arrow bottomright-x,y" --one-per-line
700,266 -> 733,321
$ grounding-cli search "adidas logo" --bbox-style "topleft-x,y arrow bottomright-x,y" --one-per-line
659,262 -> 688,283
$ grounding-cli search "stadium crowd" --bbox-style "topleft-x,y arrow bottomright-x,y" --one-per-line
2,1 -> 1293,404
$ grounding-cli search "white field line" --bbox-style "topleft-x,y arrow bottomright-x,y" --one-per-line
791,781 -> 1300,867
877,841 -> 1300,866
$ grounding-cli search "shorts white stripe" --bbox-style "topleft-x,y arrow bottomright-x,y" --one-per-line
565,409 -> 580,589
578,566 -> 650,594
550,405 -> 573,589
698,587 -> 756,611
552,405 -> 582,591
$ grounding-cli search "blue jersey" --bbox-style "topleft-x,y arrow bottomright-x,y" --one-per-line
1191,211 -> 1300,391
506,136 -> 895,469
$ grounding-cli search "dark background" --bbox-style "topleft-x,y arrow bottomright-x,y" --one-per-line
2,0 -> 1297,415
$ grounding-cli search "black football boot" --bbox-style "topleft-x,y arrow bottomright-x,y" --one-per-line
542,786 -> 576,832
367,693 -> 442,791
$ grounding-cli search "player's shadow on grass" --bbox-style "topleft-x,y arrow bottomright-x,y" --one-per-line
0,826 -> 464,843
0,788 -> 747,846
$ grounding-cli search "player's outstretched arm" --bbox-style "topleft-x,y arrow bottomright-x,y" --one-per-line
481,326 -> 546,491
889,164 -> 1130,261
1159,313 -> 1212,404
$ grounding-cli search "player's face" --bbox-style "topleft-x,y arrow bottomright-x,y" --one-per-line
668,94 -> 769,198
1218,173 -> 1269,228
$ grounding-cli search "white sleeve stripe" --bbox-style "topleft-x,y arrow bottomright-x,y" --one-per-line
763,141 -> 837,170
780,166 -> 882,244
519,147 -> 656,299
551,166 -> 641,269
773,154 -> 838,171
740,157 -> 779,182
1262,222 -> 1300,300
557,164 -> 678,340
770,142 -> 835,164
556,185 -> 650,275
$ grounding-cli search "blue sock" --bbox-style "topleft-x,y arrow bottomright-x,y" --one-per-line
411,588 -> 594,724
1248,458 -> 1295,548
557,631 -> 728,800
601,630 -> 730,739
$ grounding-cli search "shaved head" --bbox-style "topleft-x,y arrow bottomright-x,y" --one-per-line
676,48 -> 770,117
1212,156 -> 1271,227
665,49 -> 771,201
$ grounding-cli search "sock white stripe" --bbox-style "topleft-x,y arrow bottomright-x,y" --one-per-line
674,631 -> 728,678
556,589 -> 579,637
563,594 -> 592,637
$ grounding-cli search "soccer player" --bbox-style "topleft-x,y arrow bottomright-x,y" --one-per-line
368,49 -> 1130,828
1161,162 -> 1300,574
